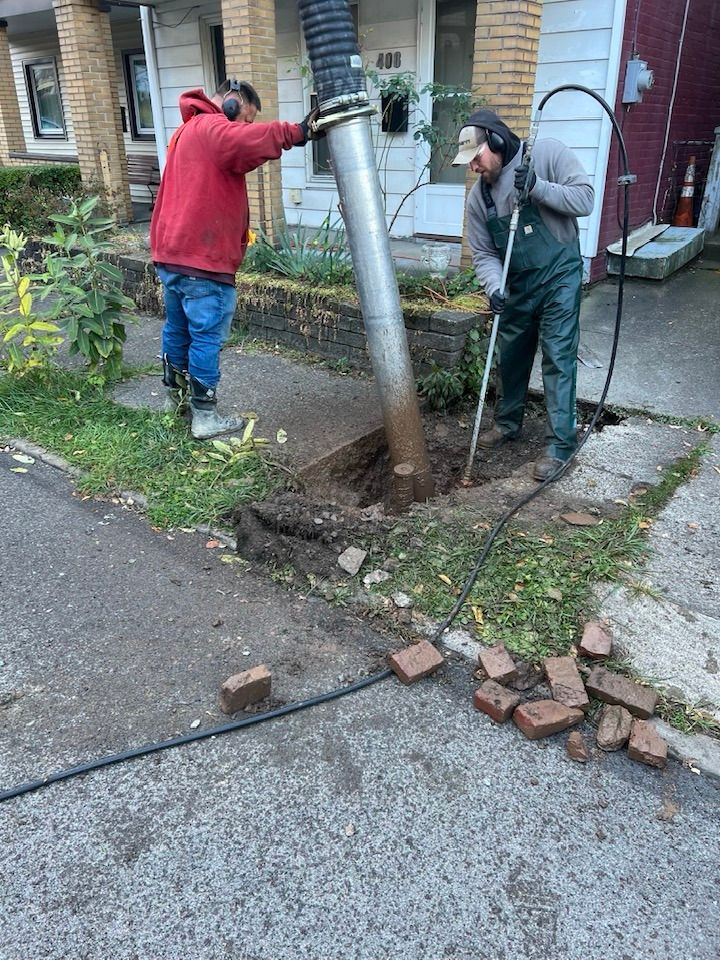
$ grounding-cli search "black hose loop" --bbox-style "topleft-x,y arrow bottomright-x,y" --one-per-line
297,0 -> 365,107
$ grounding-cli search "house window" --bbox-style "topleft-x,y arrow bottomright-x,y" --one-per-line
123,51 -> 155,140
310,2 -> 359,178
211,25 -> 226,89
25,59 -> 65,139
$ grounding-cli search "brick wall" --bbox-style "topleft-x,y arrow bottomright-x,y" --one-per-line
221,0 -> 285,241
0,21 -> 25,162
593,0 -> 720,280
52,0 -> 132,223
461,0 -> 543,268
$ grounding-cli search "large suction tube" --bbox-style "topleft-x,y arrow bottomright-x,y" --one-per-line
297,0 -> 434,500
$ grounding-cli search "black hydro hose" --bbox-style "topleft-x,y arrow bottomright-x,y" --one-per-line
0,669 -> 392,803
297,0 -> 365,107
433,84 -> 632,642
1,86 -> 631,804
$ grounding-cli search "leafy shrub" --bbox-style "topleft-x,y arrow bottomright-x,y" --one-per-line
0,224 -> 63,374
0,165 -> 82,236
43,196 -> 136,380
419,325 -> 493,411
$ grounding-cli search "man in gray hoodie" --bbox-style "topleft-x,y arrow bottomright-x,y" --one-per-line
454,109 -> 594,481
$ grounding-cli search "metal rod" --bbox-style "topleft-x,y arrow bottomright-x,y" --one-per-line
463,207 -> 518,482
326,117 -> 435,499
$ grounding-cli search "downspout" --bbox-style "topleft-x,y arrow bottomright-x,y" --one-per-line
296,0 -> 435,501
140,5 -> 167,171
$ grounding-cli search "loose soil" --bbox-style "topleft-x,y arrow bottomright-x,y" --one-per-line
233,396 -> 605,584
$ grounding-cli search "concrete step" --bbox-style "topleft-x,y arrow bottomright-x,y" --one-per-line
607,226 -> 705,279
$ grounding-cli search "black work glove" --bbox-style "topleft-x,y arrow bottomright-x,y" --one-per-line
298,107 -> 325,146
514,164 -> 537,197
489,290 -> 506,315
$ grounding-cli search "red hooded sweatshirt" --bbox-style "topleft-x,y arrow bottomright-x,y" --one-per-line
150,89 -> 304,278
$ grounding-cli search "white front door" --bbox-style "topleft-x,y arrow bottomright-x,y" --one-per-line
414,0 -> 476,238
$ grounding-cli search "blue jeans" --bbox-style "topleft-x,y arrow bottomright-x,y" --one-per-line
157,266 -> 237,389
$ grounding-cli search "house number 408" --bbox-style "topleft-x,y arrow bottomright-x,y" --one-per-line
376,52 -> 402,69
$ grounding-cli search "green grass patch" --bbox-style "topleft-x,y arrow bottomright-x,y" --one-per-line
0,368 -> 280,528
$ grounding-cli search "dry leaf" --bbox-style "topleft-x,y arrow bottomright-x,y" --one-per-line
205,538 -> 222,549
560,512 -> 600,527
12,454 -> 34,464
546,587 -> 563,601
10,467 -> 27,474
471,605 -> 484,625
438,574 -> 453,586
638,519 -> 652,529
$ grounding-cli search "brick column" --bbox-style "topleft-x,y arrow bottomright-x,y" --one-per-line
221,0 -> 285,240
52,0 -> 132,222
461,0 -> 543,269
0,20 -> 26,162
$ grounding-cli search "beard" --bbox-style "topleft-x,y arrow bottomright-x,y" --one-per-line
482,166 -> 501,184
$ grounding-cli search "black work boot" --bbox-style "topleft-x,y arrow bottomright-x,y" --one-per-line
533,454 -> 566,482
161,353 -> 189,416
477,426 -> 518,449
189,376 -> 246,440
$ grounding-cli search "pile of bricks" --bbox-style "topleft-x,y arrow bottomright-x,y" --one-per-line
471,621 -> 667,769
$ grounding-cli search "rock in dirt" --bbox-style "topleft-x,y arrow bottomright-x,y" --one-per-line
543,656 -> 590,711
566,731 -> 590,762
388,640 -> 444,685
391,592 -> 414,609
578,621 -> 613,660
585,666 -> 658,718
560,511 -> 600,527
363,569 -> 391,587
596,703 -> 633,751
513,700 -> 584,740
478,644 -> 518,684
628,719 -> 668,769
337,546 -> 367,576
473,680 -> 521,723
219,665 -> 271,714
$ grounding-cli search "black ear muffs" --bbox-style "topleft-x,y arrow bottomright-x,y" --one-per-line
222,96 -> 241,120
222,77 -> 243,120
486,129 -> 505,154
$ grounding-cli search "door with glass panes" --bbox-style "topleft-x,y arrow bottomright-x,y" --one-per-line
414,0 -> 475,237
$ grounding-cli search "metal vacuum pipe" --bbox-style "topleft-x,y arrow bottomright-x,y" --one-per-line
297,0 -> 434,500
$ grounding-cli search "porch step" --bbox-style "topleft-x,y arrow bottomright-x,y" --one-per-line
607,226 -> 705,280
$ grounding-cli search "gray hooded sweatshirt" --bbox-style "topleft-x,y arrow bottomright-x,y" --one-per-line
466,130 -> 594,298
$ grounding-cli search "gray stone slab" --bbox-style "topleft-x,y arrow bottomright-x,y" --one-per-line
551,417 -> 698,509
644,434 -> 720,617
595,585 -> 720,721
607,227 -> 705,279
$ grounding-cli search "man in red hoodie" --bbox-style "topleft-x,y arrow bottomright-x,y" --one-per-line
150,79 -> 320,439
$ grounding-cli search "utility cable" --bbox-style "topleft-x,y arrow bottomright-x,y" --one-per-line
0,670 -> 392,803
1,86 -> 631,805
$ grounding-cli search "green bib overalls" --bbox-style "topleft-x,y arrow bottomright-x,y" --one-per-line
486,201 -> 583,461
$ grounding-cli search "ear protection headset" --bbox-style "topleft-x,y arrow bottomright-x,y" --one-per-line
485,128 -> 505,154
222,78 -> 244,121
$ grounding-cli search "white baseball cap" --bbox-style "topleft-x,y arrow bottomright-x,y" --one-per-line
451,126 -> 487,166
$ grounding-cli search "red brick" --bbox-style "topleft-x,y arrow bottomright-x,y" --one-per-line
585,666 -> 658,718
578,621 -> 613,660
478,644 -> 518,684
566,731 -> 590,762
543,656 -> 590,711
388,640 -> 444,685
628,719 -> 668,769
473,680 -> 521,723
512,700 -> 584,740
220,665 -> 271,714
596,704 -> 633,751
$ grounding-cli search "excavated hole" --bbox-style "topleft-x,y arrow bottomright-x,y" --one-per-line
233,397 -> 627,582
